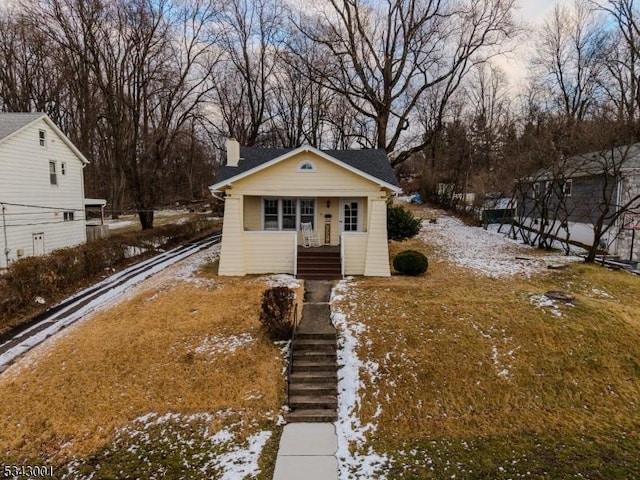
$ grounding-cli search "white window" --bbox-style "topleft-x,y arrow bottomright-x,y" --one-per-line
563,179 -> 573,196
532,183 -> 540,199
39,130 -> 46,147
282,199 -> 297,230
49,161 -> 57,185
300,199 -> 315,229
61,162 -> 66,175
63,211 -> 74,222
263,198 -> 315,230
297,161 -> 316,172
264,199 -> 279,230
343,201 -> 359,231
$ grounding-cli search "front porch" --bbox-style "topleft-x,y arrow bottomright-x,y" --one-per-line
242,195 -> 368,247
218,194 -> 390,276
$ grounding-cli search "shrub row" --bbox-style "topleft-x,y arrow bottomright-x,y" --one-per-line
0,218 -> 216,326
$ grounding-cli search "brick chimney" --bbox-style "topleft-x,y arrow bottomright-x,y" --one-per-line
226,138 -> 240,167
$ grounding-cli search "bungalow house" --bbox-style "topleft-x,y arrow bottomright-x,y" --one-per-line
209,140 -> 401,277
0,113 -> 89,269
517,143 -> 640,260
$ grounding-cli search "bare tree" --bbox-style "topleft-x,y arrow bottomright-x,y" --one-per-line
214,0 -> 284,146
289,0 -> 518,165
596,0 -> 640,126
532,0 -> 606,125
34,0 -> 221,229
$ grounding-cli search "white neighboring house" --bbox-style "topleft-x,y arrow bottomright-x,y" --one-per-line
0,113 -> 89,269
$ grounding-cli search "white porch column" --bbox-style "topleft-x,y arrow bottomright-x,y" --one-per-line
218,194 -> 246,275
364,198 -> 391,276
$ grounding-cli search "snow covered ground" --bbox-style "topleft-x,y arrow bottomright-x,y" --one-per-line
331,279 -> 389,479
419,213 -> 582,278
329,209 -> 589,477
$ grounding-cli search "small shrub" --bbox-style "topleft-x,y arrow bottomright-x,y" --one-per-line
393,250 -> 428,276
260,287 -> 295,341
387,205 -> 422,241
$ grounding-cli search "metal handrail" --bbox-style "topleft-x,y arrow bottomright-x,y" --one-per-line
286,302 -> 298,408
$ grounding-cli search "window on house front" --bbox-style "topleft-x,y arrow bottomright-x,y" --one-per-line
563,179 -> 573,196
282,199 -> 297,230
300,200 -> 315,228
39,130 -> 46,147
532,183 -> 540,198
343,201 -> 359,231
61,162 -> 66,175
264,199 -> 279,230
49,161 -> 57,185
297,161 -> 316,172
263,198 -> 315,230
63,211 -> 74,222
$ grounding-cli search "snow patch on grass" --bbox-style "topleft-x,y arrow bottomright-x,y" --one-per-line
173,244 -> 221,283
194,333 -> 254,356
331,280 -> 390,479
62,411 -> 271,479
530,294 -> 564,317
421,216 -> 581,278
265,274 -> 301,289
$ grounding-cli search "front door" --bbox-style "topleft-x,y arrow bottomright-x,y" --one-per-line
340,199 -> 361,233
33,233 -> 45,256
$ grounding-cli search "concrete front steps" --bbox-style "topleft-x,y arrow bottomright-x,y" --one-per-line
286,331 -> 338,423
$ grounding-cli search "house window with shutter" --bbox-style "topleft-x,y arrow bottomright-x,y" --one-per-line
49,161 -> 57,185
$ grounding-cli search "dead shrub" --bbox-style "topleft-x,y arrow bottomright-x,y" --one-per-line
260,287 -> 295,341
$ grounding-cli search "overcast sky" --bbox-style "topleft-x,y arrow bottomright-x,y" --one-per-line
496,0 -> 569,90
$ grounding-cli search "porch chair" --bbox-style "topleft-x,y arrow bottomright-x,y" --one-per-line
300,222 -> 321,247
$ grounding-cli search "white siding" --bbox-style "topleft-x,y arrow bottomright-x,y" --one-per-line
244,232 -> 296,274
341,232 -> 368,275
218,197 -> 246,275
0,118 -> 87,268
364,199 -> 391,276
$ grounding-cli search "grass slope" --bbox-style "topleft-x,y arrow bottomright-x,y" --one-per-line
334,237 -> 640,479
0,266 -> 296,479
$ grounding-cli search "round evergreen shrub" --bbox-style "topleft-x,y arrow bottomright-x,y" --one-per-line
387,205 -> 421,241
393,250 -> 428,276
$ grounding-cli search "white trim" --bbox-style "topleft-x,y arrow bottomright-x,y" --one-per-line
210,144 -> 400,192
340,198 -> 362,233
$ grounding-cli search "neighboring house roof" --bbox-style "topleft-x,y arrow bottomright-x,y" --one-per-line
530,143 -> 640,181
212,145 -> 400,191
0,112 -> 89,165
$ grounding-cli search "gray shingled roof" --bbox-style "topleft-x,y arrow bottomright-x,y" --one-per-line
531,143 -> 640,181
0,113 -> 45,142
215,146 -> 400,188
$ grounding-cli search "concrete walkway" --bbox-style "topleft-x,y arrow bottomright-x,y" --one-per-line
272,423 -> 338,480
273,280 -> 339,479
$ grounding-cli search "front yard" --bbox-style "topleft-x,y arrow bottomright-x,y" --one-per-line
1,204 -> 639,478
332,206 -> 640,478
0,246 -> 300,479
